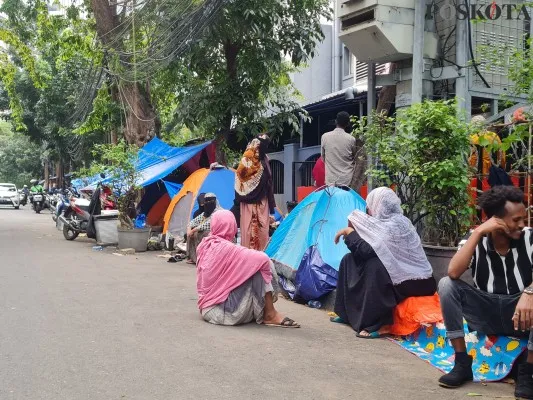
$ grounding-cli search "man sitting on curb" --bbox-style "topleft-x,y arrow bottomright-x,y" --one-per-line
438,186 -> 533,399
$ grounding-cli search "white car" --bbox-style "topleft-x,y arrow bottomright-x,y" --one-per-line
0,183 -> 20,209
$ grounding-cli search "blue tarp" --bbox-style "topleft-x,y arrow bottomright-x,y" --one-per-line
162,181 -> 183,199
136,139 -> 211,187
72,174 -> 106,191
80,138 -> 211,190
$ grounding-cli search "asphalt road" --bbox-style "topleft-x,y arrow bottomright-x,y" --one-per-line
0,207 -> 516,399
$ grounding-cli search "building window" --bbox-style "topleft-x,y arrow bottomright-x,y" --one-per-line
269,160 -> 284,194
355,62 -> 390,85
343,46 -> 354,77
299,154 -> 321,186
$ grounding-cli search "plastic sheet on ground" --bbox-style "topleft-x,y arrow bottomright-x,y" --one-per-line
390,321 -> 528,382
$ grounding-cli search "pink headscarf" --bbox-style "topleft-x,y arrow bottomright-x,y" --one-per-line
196,210 -> 272,310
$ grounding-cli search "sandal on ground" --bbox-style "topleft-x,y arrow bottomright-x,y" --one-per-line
264,317 -> 301,328
167,254 -> 186,263
329,316 -> 346,324
356,331 -> 387,339
186,259 -> 195,265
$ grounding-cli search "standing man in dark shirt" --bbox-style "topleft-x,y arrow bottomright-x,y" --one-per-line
438,186 -> 533,398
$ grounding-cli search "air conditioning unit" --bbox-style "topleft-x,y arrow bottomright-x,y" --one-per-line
338,0 -> 438,63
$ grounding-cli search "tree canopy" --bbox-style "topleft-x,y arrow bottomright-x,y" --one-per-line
0,0 -> 331,174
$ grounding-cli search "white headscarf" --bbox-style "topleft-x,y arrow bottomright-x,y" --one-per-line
348,187 -> 433,285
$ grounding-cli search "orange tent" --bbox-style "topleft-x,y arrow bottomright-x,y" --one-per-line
163,168 -> 236,237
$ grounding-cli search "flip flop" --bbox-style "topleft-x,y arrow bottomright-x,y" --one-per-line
329,316 -> 346,324
186,260 -> 195,265
356,331 -> 384,339
264,317 -> 301,328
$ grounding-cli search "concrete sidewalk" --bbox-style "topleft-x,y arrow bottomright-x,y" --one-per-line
0,208 -> 515,399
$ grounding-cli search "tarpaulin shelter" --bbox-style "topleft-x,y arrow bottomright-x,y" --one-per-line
135,138 -> 213,187
265,187 -> 366,301
163,167 -> 235,238
139,181 -> 183,227
80,138 -> 214,191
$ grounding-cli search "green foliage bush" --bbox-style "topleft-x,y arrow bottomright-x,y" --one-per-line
354,99 -> 473,246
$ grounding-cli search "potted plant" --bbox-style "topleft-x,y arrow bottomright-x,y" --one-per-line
354,99 -> 474,281
86,140 -> 151,252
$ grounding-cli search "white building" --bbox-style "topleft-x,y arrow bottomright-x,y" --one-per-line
268,5 -> 388,210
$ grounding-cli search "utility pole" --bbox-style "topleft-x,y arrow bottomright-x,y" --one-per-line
366,62 -> 376,192
411,0 -> 425,104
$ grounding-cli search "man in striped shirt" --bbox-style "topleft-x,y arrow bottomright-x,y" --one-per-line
438,186 -> 533,398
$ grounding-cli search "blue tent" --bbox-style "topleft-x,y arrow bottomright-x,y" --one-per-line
189,168 -> 236,217
164,167 -> 235,237
265,187 -> 366,301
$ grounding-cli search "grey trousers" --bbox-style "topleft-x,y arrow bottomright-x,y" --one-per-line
201,261 -> 280,326
438,277 -> 533,351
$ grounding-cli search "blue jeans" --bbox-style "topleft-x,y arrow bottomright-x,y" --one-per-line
438,277 -> 533,351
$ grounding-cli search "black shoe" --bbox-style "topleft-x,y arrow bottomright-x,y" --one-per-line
438,355 -> 473,388
515,363 -> 533,399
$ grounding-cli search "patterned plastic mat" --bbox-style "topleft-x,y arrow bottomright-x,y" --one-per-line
389,322 -> 528,382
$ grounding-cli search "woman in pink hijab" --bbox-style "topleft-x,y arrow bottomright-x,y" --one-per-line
196,210 -> 300,327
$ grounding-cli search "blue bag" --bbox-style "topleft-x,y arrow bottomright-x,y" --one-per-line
294,245 -> 338,301
134,214 -> 146,229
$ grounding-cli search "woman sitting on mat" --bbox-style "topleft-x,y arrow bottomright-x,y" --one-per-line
196,209 -> 300,328
186,193 -> 220,265
332,187 -> 436,338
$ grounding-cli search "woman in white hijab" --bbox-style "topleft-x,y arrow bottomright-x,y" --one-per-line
332,187 -> 436,338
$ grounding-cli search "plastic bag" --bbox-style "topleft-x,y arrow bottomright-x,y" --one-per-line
134,214 -> 146,229
279,276 -> 296,299
294,245 -> 338,301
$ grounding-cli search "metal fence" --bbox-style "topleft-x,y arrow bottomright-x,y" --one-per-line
291,161 -> 318,201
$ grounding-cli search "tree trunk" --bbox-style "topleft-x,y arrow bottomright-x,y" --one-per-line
118,83 -> 159,146
350,139 -> 367,192
213,40 -> 241,165
43,159 -> 49,190
110,129 -> 118,145
55,161 -> 62,189
90,0 -> 159,147
350,63 -> 397,192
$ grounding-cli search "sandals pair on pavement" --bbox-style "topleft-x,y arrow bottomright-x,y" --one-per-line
264,317 -> 300,328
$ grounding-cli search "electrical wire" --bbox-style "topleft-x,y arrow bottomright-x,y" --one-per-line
464,0 -> 491,88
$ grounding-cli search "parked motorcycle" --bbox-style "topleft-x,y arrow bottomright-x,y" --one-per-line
52,189 -> 73,223
60,184 -> 116,241
60,196 -> 91,240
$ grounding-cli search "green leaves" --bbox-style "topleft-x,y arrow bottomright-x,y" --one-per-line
0,122 -> 42,187
171,0 -> 331,150
357,100 -> 473,246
